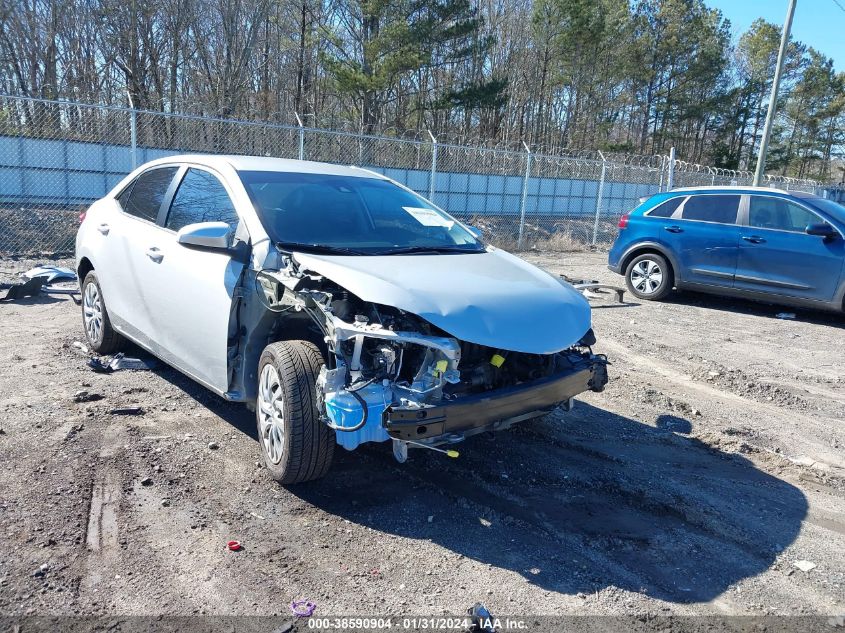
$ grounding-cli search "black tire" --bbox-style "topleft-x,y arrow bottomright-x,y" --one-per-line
625,253 -> 673,301
256,340 -> 334,485
80,271 -> 125,354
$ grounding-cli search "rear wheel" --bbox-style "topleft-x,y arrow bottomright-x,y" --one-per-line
81,271 -> 125,354
256,340 -> 334,485
625,253 -> 673,301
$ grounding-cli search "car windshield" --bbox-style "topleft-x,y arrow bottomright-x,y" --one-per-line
239,170 -> 483,255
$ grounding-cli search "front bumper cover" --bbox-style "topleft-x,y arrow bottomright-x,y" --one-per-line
383,354 -> 608,442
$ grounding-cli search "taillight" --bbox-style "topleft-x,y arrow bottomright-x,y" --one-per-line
618,214 -> 629,229
79,210 -> 87,223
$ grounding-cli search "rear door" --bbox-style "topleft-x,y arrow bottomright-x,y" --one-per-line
101,166 -> 179,340
142,167 -> 247,395
671,194 -> 742,287
735,195 -> 844,301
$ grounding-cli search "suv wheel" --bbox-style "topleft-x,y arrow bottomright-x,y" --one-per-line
625,253 -> 673,300
81,271 -> 125,353
256,340 -> 334,485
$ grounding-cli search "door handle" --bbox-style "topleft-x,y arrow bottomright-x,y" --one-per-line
741,235 -> 766,244
97,223 -> 110,235
664,225 -> 683,233
145,247 -> 163,263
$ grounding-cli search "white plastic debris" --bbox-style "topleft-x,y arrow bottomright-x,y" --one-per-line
793,560 -> 816,572
23,265 -> 77,284
776,312 -> 796,320
790,456 -> 817,467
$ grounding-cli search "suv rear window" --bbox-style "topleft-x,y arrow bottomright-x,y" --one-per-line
120,167 -> 178,222
681,195 -> 740,224
646,197 -> 685,218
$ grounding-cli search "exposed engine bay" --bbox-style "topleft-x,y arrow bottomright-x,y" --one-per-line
254,254 -> 608,459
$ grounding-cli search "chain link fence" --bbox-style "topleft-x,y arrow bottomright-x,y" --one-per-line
0,93 -> 829,278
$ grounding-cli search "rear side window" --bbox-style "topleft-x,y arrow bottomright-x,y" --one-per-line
681,195 -> 740,224
120,167 -> 178,222
646,197 -> 685,218
165,168 -> 239,231
749,197 -> 818,232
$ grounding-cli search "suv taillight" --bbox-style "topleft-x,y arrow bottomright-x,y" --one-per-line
618,214 -> 629,229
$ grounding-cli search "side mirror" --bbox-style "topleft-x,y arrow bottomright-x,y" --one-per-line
177,221 -> 233,252
466,225 -> 483,240
805,222 -> 838,238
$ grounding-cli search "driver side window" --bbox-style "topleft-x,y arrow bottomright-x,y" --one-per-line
749,197 -> 817,233
165,168 -> 239,232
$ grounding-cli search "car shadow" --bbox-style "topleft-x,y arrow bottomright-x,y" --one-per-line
151,361 -> 258,440
0,293 -> 66,306
147,357 -> 808,604
282,401 -> 808,604
664,290 -> 845,328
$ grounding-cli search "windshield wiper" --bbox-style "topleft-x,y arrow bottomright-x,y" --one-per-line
377,245 -> 484,255
276,242 -> 370,256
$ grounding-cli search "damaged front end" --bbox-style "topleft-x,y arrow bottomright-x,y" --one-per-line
256,255 -> 608,461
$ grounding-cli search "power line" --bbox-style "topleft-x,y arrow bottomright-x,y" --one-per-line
833,0 -> 845,12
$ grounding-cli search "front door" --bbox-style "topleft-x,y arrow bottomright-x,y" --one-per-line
142,167 -> 247,395
735,195 -> 844,302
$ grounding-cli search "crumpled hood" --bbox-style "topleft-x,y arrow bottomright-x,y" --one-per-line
293,248 -> 592,354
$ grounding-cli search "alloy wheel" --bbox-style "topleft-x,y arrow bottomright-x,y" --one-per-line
83,281 -> 103,344
258,363 -> 285,465
630,258 -> 664,295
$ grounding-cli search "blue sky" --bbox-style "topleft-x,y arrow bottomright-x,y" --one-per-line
705,0 -> 845,71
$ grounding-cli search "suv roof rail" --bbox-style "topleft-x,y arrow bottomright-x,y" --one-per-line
669,185 -> 790,195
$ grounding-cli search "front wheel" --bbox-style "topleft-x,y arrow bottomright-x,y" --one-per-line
625,253 -> 673,301
256,340 -> 334,485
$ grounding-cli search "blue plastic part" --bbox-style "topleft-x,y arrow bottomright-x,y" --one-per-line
325,384 -> 391,451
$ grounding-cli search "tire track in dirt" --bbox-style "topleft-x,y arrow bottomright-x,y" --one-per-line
81,421 -> 125,592
85,472 -> 120,554
599,339 -> 845,471
83,413 -> 311,615
760,376 -> 845,407
600,337 -> 845,534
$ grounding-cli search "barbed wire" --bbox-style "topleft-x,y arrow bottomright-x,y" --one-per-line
0,93 -> 837,275
3,93 -> 830,186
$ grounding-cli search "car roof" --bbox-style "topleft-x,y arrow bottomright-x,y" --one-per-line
142,154 -> 387,179
668,185 -> 791,195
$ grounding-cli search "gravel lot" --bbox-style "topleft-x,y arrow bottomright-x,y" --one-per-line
0,250 -> 843,623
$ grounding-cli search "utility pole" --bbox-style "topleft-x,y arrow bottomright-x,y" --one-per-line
753,0 -> 796,186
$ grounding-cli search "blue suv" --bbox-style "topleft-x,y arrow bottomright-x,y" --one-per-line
608,187 -> 845,312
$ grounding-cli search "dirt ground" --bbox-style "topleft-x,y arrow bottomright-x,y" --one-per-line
0,250 -> 843,624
